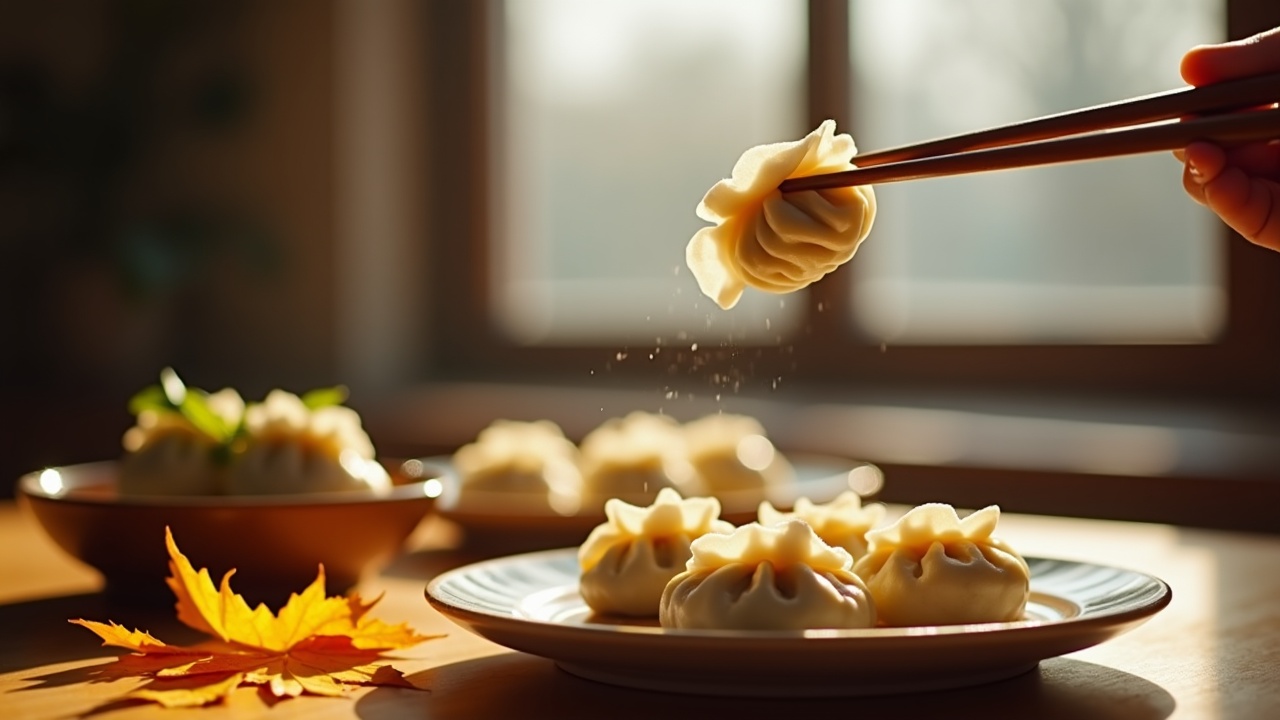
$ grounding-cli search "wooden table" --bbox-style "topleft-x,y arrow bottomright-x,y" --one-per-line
2,501 -> 1277,719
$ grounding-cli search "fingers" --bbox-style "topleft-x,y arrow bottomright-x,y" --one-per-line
1180,26 -> 1280,86
1178,27 -> 1280,250
1223,142 -> 1280,177
1186,142 -> 1280,251
1177,141 -> 1280,179
1183,165 -> 1207,206
1181,142 -> 1223,206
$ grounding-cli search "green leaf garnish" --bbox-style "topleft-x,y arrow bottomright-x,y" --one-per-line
129,369 -> 235,441
160,367 -> 188,406
301,386 -> 348,410
179,392 -> 234,443
128,385 -> 176,416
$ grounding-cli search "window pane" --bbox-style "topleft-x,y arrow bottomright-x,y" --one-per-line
849,0 -> 1225,344
495,0 -> 807,345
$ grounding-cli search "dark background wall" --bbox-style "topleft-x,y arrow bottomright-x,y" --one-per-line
1,1 -> 343,490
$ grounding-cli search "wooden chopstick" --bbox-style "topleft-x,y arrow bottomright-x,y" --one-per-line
779,71 -> 1280,193
781,108 -> 1280,192
853,71 -> 1280,167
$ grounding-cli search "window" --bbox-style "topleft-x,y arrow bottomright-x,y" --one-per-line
424,0 -> 1280,404
404,0 -> 1280,531
496,0 -> 807,345
849,0 -> 1222,345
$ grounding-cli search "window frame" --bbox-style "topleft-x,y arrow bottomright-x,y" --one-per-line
421,0 -> 1280,408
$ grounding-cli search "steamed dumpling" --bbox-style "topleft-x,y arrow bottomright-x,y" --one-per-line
759,491 -> 885,561
224,390 -> 390,495
686,119 -> 876,309
578,412 -> 695,507
660,520 -> 876,631
451,419 -> 582,513
118,389 -> 244,496
853,504 -> 1029,627
682,413 -> 793,494
578,488 -> 734,617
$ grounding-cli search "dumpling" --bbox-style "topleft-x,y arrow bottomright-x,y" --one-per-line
451,419 -> 582,514
118,388 -> 244,496
682,413 -> 793,494
224,390 -> 390,495
852,504 -> 1029,627
686,119 -> 877,310
660,519 -> 876,631
578,411 -> 695,507
578,488 -> 734,617
758,491 -> 885,561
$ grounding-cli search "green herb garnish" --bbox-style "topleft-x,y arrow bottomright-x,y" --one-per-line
127,368 -> 238,445
301,386 -> 349,410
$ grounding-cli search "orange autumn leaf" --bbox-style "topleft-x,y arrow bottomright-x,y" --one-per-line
71,527 -> 443,708
67,620 -> 193,655
129,673 -> 248,709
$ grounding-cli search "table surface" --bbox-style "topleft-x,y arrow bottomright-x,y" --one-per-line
1,501 -> 1277,720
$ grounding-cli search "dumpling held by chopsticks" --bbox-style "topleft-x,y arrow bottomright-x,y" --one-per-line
686,120 -> 876,310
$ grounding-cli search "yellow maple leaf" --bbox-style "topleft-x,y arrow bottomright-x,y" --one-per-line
71,527 -> 442,707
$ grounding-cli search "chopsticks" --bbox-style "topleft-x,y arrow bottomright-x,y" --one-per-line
779,71 -> 1280,193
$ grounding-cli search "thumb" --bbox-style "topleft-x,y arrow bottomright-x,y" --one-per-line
1181,26 -> 1280,86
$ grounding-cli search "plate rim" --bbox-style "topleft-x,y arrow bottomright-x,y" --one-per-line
17,459 -> 447,508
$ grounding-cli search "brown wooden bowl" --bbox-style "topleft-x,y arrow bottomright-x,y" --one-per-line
16,459 -> 444,605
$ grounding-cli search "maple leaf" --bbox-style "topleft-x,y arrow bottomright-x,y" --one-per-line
71,527 -> 442,708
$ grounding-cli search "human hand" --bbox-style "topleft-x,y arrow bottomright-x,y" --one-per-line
1178,27 -> 1280,252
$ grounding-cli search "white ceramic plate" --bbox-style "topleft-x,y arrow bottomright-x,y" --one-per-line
426,548 -> 1172,697
431,454 -> 881,550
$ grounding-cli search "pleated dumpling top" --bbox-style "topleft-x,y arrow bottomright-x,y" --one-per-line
686,120 -> 876,309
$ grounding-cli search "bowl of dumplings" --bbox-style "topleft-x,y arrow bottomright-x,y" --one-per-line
17,370 -> 444,603
432,411 -> 883,551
